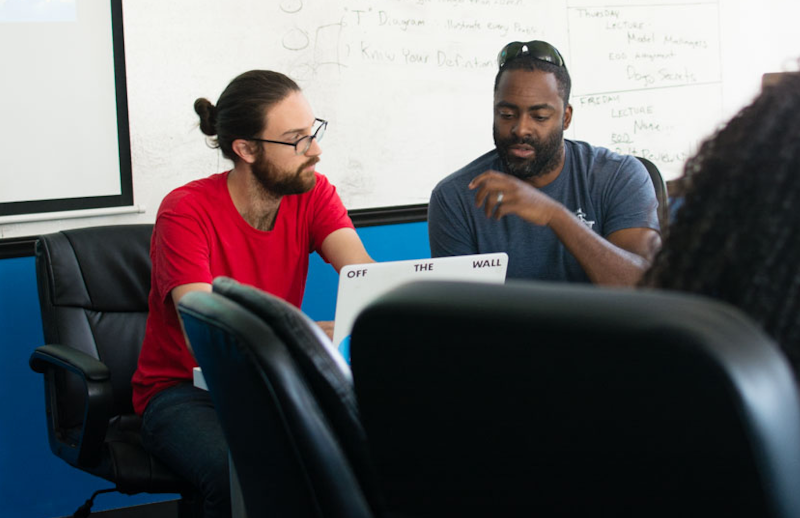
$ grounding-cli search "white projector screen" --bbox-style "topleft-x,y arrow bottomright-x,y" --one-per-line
0,0 -> 131,216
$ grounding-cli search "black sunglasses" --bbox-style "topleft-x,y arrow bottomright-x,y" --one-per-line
497,40 -> 565,69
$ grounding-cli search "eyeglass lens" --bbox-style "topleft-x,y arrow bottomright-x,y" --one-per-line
296,120 -> 327,155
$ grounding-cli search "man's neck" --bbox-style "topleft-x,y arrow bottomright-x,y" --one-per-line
227,164 -> 282,231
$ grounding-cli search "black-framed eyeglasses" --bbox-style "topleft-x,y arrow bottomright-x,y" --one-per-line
244,118 -> 327,155
497,40 -> 565,69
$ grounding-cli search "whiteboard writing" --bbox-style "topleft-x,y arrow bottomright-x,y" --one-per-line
260,0 -> 722,210
4,0 -> 799,238
567,1 -> 722,179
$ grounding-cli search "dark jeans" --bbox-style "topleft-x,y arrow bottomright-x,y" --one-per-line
141,383 -> 231,518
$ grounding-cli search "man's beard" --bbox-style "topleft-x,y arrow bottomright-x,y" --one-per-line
494,124 -> 564,180
251,148 -> 318,196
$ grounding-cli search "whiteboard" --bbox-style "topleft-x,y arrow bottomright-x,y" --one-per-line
135,0 -> 789,210
566,2 -> 723,175
1,0 -> 799,239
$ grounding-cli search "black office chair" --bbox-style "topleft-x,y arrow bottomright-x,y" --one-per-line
28,225 -> 196,516
636,155 -> 669,234
210,276 -> 383,513
351,280 -> 800,518
177,286 -> 374,518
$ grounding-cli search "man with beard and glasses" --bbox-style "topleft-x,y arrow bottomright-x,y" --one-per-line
132,70 -> 372,517
429,41 -> 660,285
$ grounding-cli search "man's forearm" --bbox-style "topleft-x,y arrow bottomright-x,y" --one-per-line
548,207 -> 650,286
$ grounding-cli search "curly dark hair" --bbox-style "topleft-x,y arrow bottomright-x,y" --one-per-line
641,70 -> 800,370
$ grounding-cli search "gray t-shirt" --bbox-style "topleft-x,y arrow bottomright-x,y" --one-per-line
428,140 -> 659,283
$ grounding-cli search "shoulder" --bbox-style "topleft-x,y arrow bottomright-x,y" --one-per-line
297,172 -> 350,220
566,140 -> 646,180
296,172 -> 354,238
432,150 -> 500,196
300,172 -> 341,206
310,171 -> 333,192
567,140 -> 627,167
159,172 -> 228,216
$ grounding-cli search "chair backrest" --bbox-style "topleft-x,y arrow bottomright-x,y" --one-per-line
211,276 -> 382,511
36,224 -> 154,425
350,280 -> 800,518
178,290 -> 373,518
636,155 -> 669,234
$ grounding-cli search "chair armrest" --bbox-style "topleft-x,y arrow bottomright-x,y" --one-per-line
30,344 -> 110,379
29,344 -> 114,468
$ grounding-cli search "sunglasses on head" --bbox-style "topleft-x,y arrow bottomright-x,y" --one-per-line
497,40 -> 565,69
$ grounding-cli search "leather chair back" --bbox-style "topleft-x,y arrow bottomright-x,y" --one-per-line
211,276 -> 383,512
351,280 -> 800,518
178,288 -> 374,518
30,224 -> 192,501
36,224 -> 152,425
636,155 -> 669,234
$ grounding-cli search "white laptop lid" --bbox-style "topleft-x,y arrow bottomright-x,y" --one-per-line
332,252 -> 508,362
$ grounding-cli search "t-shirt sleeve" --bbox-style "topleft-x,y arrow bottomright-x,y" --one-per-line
601,155 -> 660,236
308,174 -> 355,260
152,207 -> 213,303
428,183 -> 477,257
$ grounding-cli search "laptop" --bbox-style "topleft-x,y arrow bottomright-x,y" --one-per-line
333,252 -> 508,362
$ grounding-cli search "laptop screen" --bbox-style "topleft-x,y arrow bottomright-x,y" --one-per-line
333,253 -> 508,362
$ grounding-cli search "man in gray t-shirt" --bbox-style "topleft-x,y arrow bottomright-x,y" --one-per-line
428,41 -> 660,285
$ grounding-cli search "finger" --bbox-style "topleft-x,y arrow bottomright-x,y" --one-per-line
475,187 -> 498,218
482,191 -> 496,218
481,190 -> 508,219
492,199 -> 511,220
473,184 -> 491,208
493,192 -> 511,220
469,169 -> 505,189
469,177 -> 487,191
475,179 -> 511,206
473,180 -> 507,202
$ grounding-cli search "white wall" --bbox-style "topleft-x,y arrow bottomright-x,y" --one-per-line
1,0 -> 798,239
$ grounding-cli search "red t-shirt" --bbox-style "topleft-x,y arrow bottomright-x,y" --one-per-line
132,171 -> 353,415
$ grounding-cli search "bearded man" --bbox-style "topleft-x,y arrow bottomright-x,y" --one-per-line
132,70 -> 372,517
428,41 -> 660,285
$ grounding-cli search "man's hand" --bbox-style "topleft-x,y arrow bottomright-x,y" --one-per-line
469,170 -> 561,225
171,282 -> 213,359
315,320 -> 335,341
469,169 -> 660,286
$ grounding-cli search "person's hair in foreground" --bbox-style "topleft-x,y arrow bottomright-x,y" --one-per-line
641,70 -> 800,369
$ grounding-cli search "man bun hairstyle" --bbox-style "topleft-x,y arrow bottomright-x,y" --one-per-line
194,98 -> 218,136
195,70 -> 301,162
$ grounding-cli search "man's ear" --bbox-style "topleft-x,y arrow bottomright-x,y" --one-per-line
232,139 -> 258,164
563,103 -> 573,130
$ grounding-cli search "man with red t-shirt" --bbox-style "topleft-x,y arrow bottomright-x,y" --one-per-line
132,70 -> 372,518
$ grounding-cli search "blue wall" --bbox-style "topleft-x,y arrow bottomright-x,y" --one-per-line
0,221 -> 428,518
301,221 -> 430,319
0,256 -> 172,517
